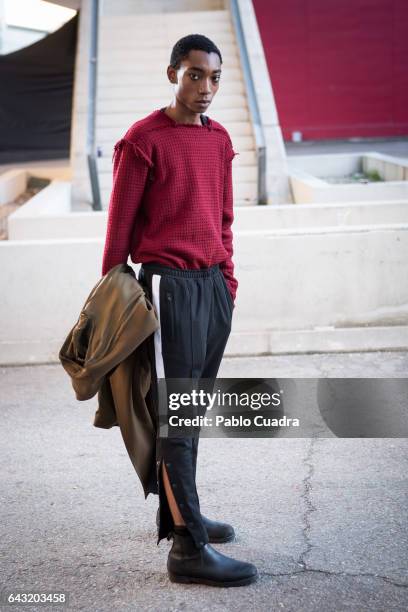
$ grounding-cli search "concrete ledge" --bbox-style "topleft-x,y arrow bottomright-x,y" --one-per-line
7,180 -> 83,240
7,195 -> 408,241
233,201 -> 408,231
290,171 -> 408,204
9,181 -> 71,218
1,222 -> 408,364
8,210 -> 106,240
226,325 -> 408,356
2,325 -> 408,366
364,152 -> 408,181
0,169 -> 27,205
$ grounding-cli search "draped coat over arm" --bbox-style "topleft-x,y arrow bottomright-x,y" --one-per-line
59,263 -> 160,498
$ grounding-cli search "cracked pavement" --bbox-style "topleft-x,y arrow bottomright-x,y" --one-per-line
1,353 -> 408,611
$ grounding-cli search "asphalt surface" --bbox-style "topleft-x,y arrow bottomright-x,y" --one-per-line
1,353 -> 407,612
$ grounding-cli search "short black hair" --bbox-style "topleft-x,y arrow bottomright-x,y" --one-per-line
169,34 -> 222,70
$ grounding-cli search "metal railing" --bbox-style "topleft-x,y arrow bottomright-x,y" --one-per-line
229,0 -> 267,205
87,0 -> 102,210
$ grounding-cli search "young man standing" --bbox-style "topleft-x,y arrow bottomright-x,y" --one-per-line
102,34 -> 258,587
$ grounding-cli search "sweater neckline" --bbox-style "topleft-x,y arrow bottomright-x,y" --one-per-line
158,107 -> 212,131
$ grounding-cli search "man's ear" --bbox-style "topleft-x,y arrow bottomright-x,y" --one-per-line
166,65 -> 177,84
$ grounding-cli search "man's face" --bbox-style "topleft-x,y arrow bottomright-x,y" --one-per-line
167,49 -> 221,113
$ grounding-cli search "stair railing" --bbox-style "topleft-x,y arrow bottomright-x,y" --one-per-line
229,0 -> 267,204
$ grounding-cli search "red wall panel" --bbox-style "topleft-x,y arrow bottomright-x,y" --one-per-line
252,0 -> 408,140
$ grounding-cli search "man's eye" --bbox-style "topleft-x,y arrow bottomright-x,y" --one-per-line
189,74 -> 220,82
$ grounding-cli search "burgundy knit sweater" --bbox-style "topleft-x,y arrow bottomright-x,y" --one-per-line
101,107 -> 239,303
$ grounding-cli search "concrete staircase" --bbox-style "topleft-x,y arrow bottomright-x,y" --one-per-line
95,4 -> 258,208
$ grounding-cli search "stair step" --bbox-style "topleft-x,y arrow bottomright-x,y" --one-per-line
97,93 -> 247,114
95,137 -> 255,158
96,121 -> 253,141
83,6 -> 260,211
93,149 -> 257,171
97,67 -> 242,86
96,107 -> 251,127
98,163 -> 257,185
100,181 -> 258,206
100,30 -> 235,46
97,55 -> 240,75
100,11 -> 231,27
99,42 -> 238,59
97,82 -> 245,101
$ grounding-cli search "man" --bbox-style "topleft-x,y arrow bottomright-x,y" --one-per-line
102,33 -> 258,587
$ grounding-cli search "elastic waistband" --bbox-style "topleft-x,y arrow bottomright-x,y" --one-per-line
141,262 -> 220,278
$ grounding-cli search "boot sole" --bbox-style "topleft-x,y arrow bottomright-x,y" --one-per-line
208,533 -> 236,544
164,532 -> 236,544
168,571 -> 258,587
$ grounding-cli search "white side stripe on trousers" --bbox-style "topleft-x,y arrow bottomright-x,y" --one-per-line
151,274 -> 165,379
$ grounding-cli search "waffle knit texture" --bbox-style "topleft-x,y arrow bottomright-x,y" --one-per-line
101,107 -> 239,303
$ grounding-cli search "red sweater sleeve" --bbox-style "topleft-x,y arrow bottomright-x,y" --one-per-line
219,137 -> 239,304
101,137 -> 152,276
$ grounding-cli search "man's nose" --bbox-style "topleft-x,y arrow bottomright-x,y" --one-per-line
199,79 -> 212,94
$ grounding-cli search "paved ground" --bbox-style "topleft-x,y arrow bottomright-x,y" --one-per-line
1,353 -> 407,611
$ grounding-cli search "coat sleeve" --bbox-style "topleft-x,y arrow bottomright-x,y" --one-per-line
101,137 -> 153,277
219,136 -> 239,304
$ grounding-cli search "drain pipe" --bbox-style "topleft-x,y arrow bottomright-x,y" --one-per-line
86,0 -> 102,210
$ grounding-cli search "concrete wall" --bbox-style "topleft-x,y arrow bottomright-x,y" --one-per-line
1,221 -> 408,364
252,0 -> 408,140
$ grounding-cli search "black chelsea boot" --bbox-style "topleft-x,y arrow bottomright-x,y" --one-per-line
167,526 -> 258,587
197,514 -> 235,543
156,507 -> 235,543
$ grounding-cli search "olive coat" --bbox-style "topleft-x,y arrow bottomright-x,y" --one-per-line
59,263 -> 160,498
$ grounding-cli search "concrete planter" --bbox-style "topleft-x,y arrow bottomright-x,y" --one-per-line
289,152 -> 408,204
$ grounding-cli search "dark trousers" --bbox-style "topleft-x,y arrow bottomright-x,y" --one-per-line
138,262 -> 234,549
